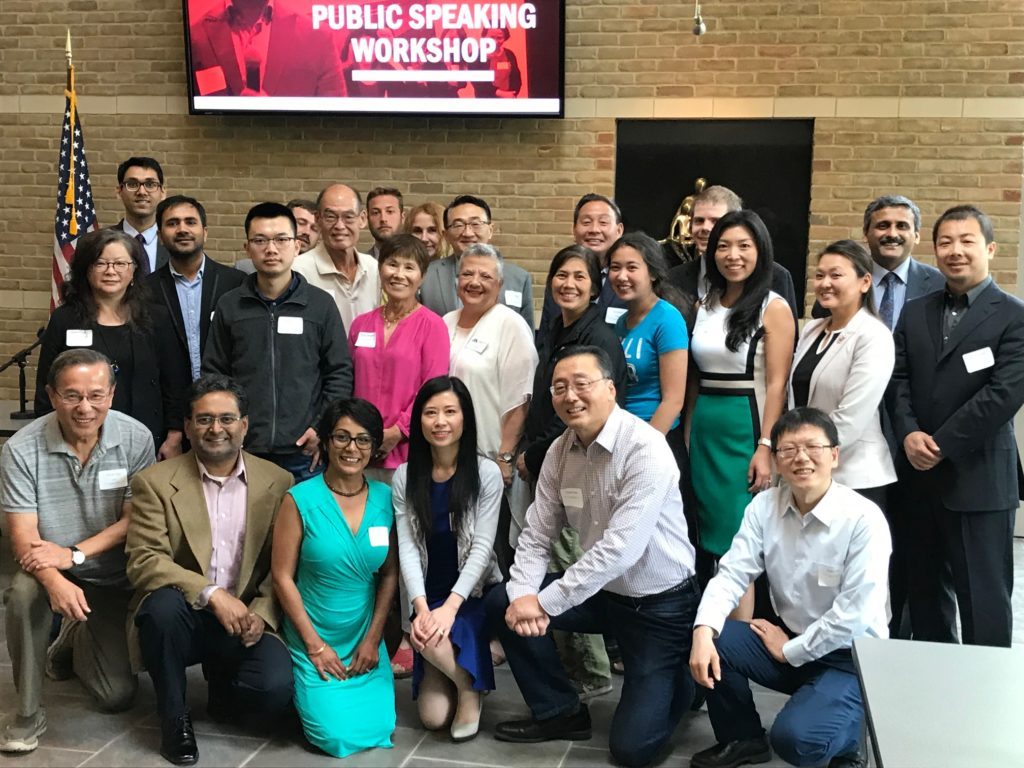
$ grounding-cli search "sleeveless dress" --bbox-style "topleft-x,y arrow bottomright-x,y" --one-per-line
689,292 -> 784,555
284,476 -> 396,758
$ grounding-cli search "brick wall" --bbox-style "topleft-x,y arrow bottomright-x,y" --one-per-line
1,1 -> 1023,398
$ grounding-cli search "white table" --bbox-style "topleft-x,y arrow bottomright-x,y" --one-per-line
853,637 -> 1024,768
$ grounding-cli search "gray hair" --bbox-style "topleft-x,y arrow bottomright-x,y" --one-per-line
47,348 -> 115,390
863,195 -> 921,233
458,243 -> 504,281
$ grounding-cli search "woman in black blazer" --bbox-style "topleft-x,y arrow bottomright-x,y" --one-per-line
34,229 -> 188,457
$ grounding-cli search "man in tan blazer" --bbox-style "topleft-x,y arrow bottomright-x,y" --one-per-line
126,374 -> 293,766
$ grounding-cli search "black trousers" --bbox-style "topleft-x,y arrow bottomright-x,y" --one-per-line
904,488 -> 1015,648
135,586 -> 294,723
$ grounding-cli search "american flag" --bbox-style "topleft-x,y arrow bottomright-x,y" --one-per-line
52,65 -> 98,310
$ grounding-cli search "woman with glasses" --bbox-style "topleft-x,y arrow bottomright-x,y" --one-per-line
687,210 -> 795,611
272,398 -> 399,758
402,202 -> 450,262
34,229 -> 188,457
788,240 -> 895,508
393,376 -> 503,742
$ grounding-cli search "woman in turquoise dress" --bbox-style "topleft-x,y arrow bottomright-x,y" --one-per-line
687,210 -> 794,617
272,398 -> 399,758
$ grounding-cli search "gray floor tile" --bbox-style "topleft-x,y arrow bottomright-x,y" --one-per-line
79,726 -> 263,767
0,746 -> 93,768
246,725 -> 425,767
411,729 -> 572,767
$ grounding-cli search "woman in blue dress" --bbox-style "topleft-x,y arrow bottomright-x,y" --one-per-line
272,398 -> 399,758
393,376 -> 503,742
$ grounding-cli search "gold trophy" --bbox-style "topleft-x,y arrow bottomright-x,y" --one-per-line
660,177 -> 707,263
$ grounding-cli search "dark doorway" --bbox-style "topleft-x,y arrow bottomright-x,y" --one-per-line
615,119 -> 814,317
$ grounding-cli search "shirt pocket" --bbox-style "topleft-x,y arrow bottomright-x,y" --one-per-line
816,562 -> 843,589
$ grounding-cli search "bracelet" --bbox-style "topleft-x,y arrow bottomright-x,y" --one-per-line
307,643 -> 327,657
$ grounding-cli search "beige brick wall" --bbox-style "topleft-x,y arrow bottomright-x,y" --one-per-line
1,1 -> 1023,398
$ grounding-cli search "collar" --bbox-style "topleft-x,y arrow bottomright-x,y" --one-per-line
781,480 -> 838,528
871,257 -> 911,287
254,273 -> 300,304
43,410 -> 121,458
169,255 -> 206,281
945,276 -> 992,307
196,452 -> 247,484
570,404 -> 623,455
122,220 -> 157,245
312,244 -> 368,279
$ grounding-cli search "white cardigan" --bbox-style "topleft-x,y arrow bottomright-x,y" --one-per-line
788,308 -> 897,489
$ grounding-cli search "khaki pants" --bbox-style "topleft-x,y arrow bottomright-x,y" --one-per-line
4,571 -> 137,716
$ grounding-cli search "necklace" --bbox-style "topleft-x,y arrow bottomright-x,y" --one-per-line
324,475 -> 367,497
382,302 -> 416,329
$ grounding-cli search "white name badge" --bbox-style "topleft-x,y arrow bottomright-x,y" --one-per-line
66,329 -> 93,347
355,331 -> 376,348
560,487 -> 584,509
98,468 -> 128,491
277,316 -> 303,335
467,337 -> 488,355
963,346 -> 995,373
605,307 -> 627,325
368,526 -> 389,547
504,290 -> 523,308
210,311 -> 216,322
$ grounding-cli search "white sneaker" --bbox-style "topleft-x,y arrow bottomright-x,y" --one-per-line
0,710 -> 47,753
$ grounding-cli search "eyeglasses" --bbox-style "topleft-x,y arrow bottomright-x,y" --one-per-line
550,377 -> 609,398
91,260 -> 134,273
55,390 -> 111,405
447,219 -> 490,235
121,179 -> 162,192
319,210 -> 361,226
774,443 -> 835,460
247,236 -> 296,249
330,432 -> 374,450
192,414 -> 242,427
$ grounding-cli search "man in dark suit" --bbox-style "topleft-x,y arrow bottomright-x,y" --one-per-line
889,204 -> 1024,648
148,196 -> 244,382
665,185 -> 799,326
112,156 -> 169,275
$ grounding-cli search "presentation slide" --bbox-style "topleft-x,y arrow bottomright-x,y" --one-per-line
184,0 -> 564,116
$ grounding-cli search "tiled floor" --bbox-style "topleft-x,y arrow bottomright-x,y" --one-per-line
2,539 -> 1022,768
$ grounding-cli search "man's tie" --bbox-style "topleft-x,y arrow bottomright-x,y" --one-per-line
134,233 -> 151,276
879,270 -> 898,330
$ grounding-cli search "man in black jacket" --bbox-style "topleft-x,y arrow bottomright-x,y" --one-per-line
202,202 -> 353,482
148,196 -> 244,382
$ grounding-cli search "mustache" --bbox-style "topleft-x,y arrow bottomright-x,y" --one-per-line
879,236 -> 905,246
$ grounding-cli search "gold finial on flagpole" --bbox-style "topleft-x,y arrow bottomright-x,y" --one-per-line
65,29 -> 72,68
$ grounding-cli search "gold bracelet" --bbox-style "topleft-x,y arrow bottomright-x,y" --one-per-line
307,643 -> 327,657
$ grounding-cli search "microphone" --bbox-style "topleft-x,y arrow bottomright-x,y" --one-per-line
245,50 -> 261,93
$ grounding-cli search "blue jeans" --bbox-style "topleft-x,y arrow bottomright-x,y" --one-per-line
486,574 -> 699,768
253,451 -> 322,484
706,619 -> 863,766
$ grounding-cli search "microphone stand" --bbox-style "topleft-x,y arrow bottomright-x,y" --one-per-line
0,328 -> 44,420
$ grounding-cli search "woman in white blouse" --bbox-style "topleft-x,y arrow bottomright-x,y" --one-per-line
788,239 -> 896,508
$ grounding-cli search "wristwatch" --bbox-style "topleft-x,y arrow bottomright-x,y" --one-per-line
497,451 -> 515,464
69,546 -> 86,567
757,438 -> 772,449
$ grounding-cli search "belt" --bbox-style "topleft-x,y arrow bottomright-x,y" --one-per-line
603,575 -> 698,606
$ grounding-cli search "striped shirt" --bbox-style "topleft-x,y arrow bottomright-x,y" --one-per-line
507,406 -> 696,617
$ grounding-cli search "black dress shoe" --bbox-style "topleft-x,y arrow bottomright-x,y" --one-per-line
828,751 -> 868,768
160,712 -> 199,766
690,734 -> 771,768
494,704 -> 591,743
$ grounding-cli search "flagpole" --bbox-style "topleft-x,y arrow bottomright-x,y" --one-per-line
64,30 -> 77,230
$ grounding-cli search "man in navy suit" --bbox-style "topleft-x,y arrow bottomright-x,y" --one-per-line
112,157 -> 169,275
889,204 -> 1024,648
147,196 -> 244,382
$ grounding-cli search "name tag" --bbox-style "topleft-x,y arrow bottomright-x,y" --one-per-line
98,468 -> 128,490
66,329 -> 93,347
560,487 -> 584,508
504,290 -> 523,308
278,316 -> 303,335
210,311 -> 215,322
817,564 -> 842,588
605,307 -> 627,325
468,337 -> 488,355
368,526 -> 389,547
963,346 -> 994,373
355,331 -> 376,348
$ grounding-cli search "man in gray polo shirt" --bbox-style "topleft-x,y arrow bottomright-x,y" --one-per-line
0,349 -> 155,753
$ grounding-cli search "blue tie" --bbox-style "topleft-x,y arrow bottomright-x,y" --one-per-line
879,271 -> 898,330
134,233 -> 151,276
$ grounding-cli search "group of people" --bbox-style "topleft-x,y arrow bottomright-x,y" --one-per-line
3,154 -> 1022,768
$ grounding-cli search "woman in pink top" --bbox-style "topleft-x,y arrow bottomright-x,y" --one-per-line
349,235 -> 451,483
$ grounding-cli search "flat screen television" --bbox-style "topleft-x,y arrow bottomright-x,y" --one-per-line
182,1 -> 565,116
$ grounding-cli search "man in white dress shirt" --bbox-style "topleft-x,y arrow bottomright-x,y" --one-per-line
486,345 -> 699,768
689,407 -> 891,768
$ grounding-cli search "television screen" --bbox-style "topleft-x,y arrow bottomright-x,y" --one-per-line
182,1 -> 565,116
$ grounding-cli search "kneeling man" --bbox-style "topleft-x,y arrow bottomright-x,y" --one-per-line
487,345 -> 699,768
127,375 -> 294,765
689,407 -> 891,768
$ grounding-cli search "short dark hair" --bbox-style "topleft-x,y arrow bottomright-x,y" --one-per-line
444,195 -> 492,227
367,186 -> 403,209
816,239 -> 878,316
770,407 -> 840,450
552,344 -> 615,381
606,231 -> 693,318
573,193 -> 622,225
117,156 -> 164,186
931,204 -> 995,246
546,244 -> 602,300
863,195 -> 921,234
287,198 -> 318,216
63,228 -> 152,330
317,398 -> 385,458
185,374 -> 249,418
47,348 -> 115,390
245,202 -> 296,237
157,195 -> 207,228
379,234 -> 431,275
